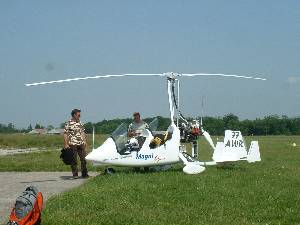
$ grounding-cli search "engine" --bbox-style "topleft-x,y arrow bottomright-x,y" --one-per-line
179,120 -> 202,143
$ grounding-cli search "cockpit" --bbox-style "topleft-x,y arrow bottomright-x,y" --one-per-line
110,118 -> 159,155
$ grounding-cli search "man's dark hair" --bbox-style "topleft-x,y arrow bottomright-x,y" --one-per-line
71,109 -> 81,117
133,112 -> 140,117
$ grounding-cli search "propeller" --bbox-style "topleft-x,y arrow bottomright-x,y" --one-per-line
25,72 -> 266,86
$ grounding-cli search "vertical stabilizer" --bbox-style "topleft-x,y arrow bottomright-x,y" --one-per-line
247,141 -> 261,163
212,141 -> 240,162
223,130 -> 247,159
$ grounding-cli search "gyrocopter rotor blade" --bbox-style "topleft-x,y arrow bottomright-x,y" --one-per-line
180,73 -> 267,81
25,73 -> 164,86
25,72 -> 267,87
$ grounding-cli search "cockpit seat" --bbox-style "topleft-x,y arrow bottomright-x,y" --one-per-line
149,131 -> 172,149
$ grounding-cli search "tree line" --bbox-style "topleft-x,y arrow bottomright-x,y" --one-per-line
0,123 -> 53,134
1,114 -> 300,135
83,114 -> 300,135
202,114 -> 300,135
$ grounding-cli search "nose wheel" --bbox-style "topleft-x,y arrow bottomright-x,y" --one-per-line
179,152 -> 206,175
103,168 -> 116,175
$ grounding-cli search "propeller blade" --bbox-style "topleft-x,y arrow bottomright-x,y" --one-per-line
181,73 -> 267,81
25,73 -> 164,86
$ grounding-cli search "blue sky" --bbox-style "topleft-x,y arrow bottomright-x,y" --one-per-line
0,1 -> 300,128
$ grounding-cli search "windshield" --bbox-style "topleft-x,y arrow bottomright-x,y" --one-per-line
148,118 -> 158,131
111,123 -> 128,153
111,123 -> 128,137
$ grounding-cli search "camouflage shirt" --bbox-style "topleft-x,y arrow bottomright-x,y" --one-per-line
64,119 -> 85,146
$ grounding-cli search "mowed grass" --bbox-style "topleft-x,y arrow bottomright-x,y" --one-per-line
38,136 -> 300,225
0,134 -> 107,172
0,150 -> 100,172
0,135 -> 300,224
0,133 -> 107,149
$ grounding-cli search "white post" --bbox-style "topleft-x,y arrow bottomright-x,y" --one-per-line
92,126 -> 95,150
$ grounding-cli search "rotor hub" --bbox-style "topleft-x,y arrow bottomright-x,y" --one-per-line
164,72 -> 180,79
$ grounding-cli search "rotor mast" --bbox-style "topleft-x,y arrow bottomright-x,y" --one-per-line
166,73 -> 177,124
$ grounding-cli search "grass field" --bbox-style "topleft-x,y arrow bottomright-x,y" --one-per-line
1,135 -> 300,224
0,134 -> 107,149
0,134 -> 107,172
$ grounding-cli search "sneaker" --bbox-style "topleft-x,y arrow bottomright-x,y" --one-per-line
82,174 -> 90,179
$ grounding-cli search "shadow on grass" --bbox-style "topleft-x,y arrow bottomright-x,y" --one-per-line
100,164 -> 183,176
216,162 -> 248,171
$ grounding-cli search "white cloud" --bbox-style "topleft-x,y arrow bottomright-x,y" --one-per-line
287,77 -> 300,84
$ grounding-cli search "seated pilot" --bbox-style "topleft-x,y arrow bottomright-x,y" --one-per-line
125,112 -> 149,153
128,112 -> 149,138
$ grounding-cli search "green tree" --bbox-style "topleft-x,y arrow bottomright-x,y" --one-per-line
47,125 -> 54,130
84,122 -> 94,134
27,124 -> 33,131
223,114 -> 240,130
35,123 -> 44,129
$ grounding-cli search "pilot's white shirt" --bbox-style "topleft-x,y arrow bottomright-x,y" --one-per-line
128,121 -> 149,134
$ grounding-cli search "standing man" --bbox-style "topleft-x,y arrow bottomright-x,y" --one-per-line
64,109 -> 89,178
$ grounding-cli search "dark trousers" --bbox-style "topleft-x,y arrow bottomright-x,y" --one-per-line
70,145 -> 88,176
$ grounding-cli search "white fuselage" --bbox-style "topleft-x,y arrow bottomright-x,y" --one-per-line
85,123 -> 181,167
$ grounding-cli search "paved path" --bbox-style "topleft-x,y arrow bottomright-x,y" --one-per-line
0,172 -> 97,224
0,148 -> 55,156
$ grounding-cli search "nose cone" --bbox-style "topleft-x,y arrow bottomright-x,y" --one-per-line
85,150 -> 107,162
85,137 -> 119,162
85,151 -> 96,161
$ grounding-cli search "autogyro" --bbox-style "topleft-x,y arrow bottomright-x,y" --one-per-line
26,72 -> 265,174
